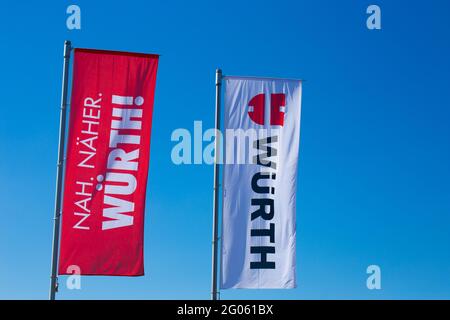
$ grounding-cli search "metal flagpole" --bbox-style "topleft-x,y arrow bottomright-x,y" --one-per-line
49,40 -> 72,300
211,68 -> 222,300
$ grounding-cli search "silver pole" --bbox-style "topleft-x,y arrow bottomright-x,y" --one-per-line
211,68 -> 222,300
49,40 -> 72,300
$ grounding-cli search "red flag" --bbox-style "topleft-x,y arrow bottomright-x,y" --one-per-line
58,49 -> 159,276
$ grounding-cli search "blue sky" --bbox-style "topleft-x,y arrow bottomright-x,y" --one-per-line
1,0 -> 450,299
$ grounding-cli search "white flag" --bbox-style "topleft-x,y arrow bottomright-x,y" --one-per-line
220,76 -> 302,289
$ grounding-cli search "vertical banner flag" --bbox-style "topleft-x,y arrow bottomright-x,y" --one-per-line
221,76 -> 302,288
58,49 -> 159,276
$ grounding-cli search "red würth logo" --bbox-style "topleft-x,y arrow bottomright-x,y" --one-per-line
248,93 -> 286,126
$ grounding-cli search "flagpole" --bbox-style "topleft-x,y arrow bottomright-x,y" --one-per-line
49,40 -> 72,300
211,68 -> 222,300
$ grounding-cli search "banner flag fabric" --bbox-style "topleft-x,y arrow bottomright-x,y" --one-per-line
58,49 -> 159,276
221,76 -> 302,289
